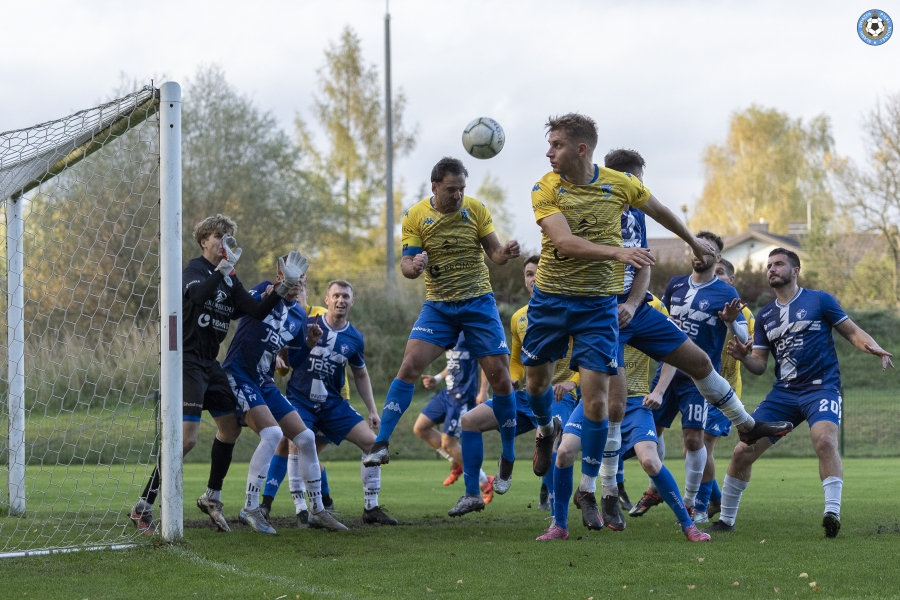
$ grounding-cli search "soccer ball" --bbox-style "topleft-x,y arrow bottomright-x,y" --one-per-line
866,16 -> 886,37
461,117 -> 505,159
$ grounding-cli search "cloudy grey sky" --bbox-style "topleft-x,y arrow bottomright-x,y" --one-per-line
2,0 -> 898,250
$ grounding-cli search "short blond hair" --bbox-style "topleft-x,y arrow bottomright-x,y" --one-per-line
193,214 -> 236,246
546,113 -> 598,153
326,279 -> 353,294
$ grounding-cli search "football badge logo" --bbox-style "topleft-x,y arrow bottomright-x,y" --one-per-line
858,10 -> 892,45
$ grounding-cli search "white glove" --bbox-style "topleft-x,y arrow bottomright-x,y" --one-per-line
216,235 -> 241,275
276,250 -> 310,297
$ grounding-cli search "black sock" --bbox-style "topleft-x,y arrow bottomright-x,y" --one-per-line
142,465 -> 161,505
261,495 -> 274,510
207,438 -> 236,491
322,494 -> 333,508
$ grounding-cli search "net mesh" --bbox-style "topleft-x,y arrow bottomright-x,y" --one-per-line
0,86 -> 161,554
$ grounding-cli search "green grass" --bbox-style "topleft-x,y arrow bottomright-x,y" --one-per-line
2,458 -> 900,599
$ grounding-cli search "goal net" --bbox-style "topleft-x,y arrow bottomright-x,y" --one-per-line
0,84 -> 182,556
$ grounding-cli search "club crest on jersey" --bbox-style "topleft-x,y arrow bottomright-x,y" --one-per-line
288,322 -> 296,332
223,275 -> 233,287
460,209 -> 470,221
699,299 -> 709,310
796,309 -> 808,319
341,344 -> 349,355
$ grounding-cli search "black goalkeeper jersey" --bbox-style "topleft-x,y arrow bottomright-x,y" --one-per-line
182,256 -> 281,364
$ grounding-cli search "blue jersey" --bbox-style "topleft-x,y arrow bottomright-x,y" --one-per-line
621,207 -> 648,294
444,334 -> 479,401
287,315 -> 366,405
222,281 -> 309,387
663,275 -> 743,383
753,288 -> 848,391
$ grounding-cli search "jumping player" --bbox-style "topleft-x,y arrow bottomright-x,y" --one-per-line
363,158 -> 520,488
706,248 -> 893,538
130,214 -> 305,535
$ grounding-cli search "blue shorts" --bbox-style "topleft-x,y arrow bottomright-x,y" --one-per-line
420,389 -> 476,437
227,370 -> 296,422
485,391 -> 578,437
290,396 -> 365,446
621,396 -> 660,460
522,288 -> 619,374
704,405 -> 732,437
409,293 -> 509,358
751,387 -> 842,442
653,378 -> 707,430
617,298 -> 687,365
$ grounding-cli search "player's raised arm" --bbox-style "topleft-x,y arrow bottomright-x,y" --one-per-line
834,318 -> 895,370
640,195 -> 716,261
480,232 -> 520,266
538,212 -> 655,268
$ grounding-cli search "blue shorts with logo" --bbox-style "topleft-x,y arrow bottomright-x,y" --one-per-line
227,370 -> 296,423
522,288 -> 619,374
409,293 -> 509,358
704,405 -> 732,437
289,395 -> 365,446
617,296 -> 687,365
751,387 -> 842,443
485,391 -> 578,437
653,378 -> 708,430
421,389 -> 477,437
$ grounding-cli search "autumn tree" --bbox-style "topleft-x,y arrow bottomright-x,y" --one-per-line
476,173 -> 513,239
691,105 -> 834,236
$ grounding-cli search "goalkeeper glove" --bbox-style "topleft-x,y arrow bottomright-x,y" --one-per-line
276,250 -> 310,297
216,235 -> 242,275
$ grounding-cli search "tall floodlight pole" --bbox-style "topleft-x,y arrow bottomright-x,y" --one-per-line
384,2 -> 396,283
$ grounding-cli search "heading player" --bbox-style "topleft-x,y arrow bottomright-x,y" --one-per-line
130,214 -> 305,535
706,248 -> 893,538
363,157 -> 521,491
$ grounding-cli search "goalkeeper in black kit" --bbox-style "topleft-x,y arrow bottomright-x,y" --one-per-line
130,214 -> 308,534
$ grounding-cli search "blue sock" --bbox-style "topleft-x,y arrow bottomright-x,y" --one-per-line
375,379 -> 415,443
710,478 -> 722,502
543,452 -> 557,514
581,417 -> 608,477
490,392 -> 517,462
695,480 -> 713,513
650,466 -> 693,529
461,430 -> 483,497
263,454 -> 288,499
321,467 -> 330,497
617,456 -> 625,485
553,464 -> 574,530
525,387 -> 554,428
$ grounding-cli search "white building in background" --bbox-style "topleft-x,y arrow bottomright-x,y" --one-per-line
719,222 -> 806,270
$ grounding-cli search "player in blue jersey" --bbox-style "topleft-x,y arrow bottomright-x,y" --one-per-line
282,280 -> 398,526
705,249 -> 893,538
413,333 -> 487,490
589,150 -> 791,532
222,256 -> 348,534
363,158 -> 521,495
131,215 -> 306,535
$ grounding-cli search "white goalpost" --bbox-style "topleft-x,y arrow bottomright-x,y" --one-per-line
1,82 -> 183,556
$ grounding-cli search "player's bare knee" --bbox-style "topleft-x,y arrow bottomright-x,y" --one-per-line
682,428 -> 704,451
555,442 -> 578,468
441,437 -> 459,454
638,452 -> 660,474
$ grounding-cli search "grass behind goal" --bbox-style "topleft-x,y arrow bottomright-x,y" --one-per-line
4,458 -> 900,598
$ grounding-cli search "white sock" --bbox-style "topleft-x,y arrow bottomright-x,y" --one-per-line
684,447 -> 707,505
694,371 -> 754,429
438,448 -> 452,461
822,476 -> 843,517
246,425 -> 282,510
479,469 -> 488,486
648,435 -> 665,492
294,429 -> 323,513
287,454 -> 308,512
206,487 -> 221,502
361,460 -> 381,510
600,422 -> 621,492
719,474 -> 749,526
580,473 -> 597,494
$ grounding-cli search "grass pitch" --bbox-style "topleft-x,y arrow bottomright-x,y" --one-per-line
3,457 -> 900,599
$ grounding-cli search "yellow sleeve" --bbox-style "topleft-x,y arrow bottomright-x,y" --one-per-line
531,176 -> 561,223
474,200 -> 496,240
619,170 -> 651,210
401,204 -> 423,251
568,369 -> 580,386
744,306 -> 755,338
509,312 -> 525,384
342,366 -> 351,400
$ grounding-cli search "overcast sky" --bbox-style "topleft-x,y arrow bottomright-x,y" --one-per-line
2,0 -> 898,251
